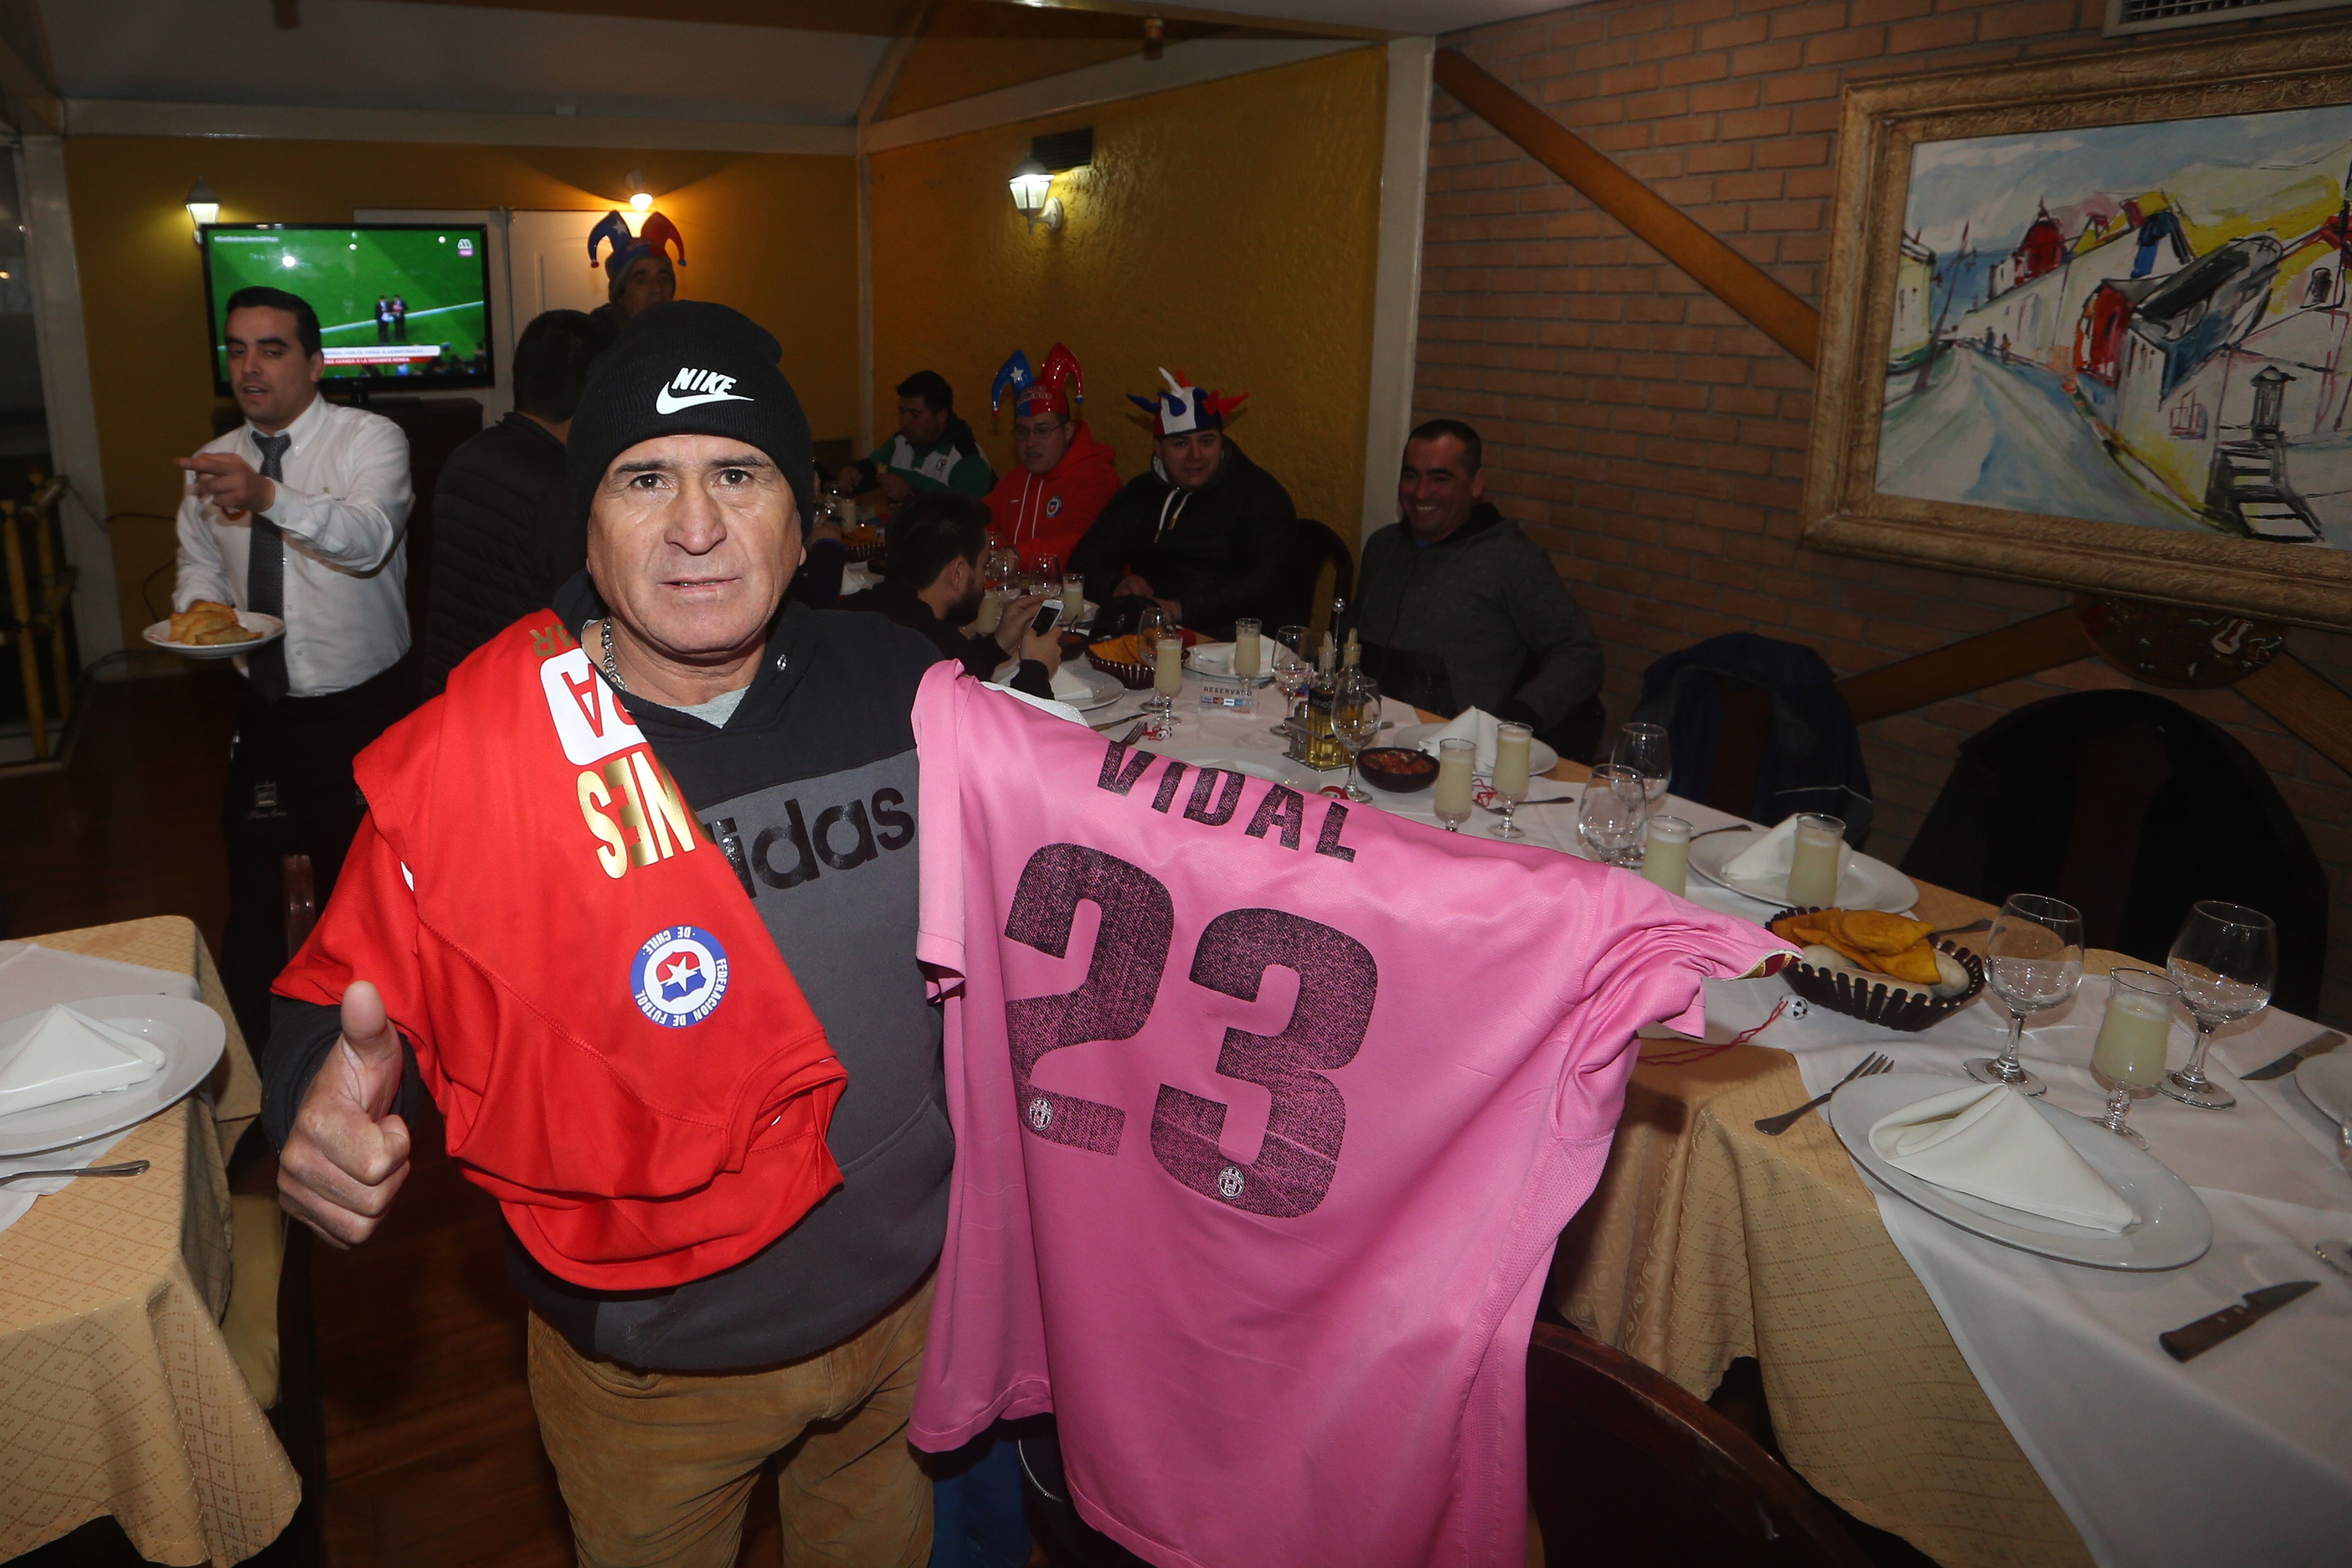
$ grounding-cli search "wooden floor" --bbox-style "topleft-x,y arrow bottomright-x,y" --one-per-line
0,670 -> 786,1568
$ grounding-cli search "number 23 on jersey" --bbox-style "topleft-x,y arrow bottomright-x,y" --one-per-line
1001,842 -> 1379,1219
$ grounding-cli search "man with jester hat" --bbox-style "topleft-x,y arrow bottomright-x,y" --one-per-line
586,208 -> 686,340
981,344 -> 1120,571
1070,369 -> 1296,641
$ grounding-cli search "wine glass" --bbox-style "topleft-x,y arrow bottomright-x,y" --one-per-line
1964,893 -> 2084,1097
1333,669 -> 1381,803
1577,764 -> 1646,867
1610,722 -> 1673,815
2087,967 -> 2179,1148
1270,625 -> 1313,738
2159,900 -> 2275,1111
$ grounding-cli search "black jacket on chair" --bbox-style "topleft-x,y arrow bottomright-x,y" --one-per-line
421,412 -> 568,696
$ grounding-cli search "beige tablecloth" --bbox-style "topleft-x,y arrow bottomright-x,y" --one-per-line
0,916 -> 299,1565
1548,941 -> 2141,1568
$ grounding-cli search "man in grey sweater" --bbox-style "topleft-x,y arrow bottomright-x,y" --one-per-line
1349,419 -> 1605,756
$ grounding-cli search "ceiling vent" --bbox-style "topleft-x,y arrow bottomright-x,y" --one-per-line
2106,0 -> 2352,35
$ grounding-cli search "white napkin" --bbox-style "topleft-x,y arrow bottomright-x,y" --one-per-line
1049,663 -> 1098,704
1186,641 -> 1235,676
1868,1083 -> 2135,1231
0,1006 -> 169,1116
1724,812 -> 1853,890
1415,707 -> 1503,773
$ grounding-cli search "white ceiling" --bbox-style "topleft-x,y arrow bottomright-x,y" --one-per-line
41,0 -> 894,126
34,0 -> 1577,127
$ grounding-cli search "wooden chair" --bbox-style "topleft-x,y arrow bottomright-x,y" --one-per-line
1525,1323 -> 1868,1568
1290,517 -> 1354,647
1901,688 -> 2328,1013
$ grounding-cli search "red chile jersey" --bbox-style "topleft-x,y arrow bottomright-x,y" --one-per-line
904,666 -> 1791,1567
276,613 -> 849,1292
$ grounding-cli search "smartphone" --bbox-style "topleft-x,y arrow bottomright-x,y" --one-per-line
1029,600 -> 1063,637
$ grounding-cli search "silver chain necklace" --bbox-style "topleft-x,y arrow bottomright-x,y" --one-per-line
595,618 -> 629,694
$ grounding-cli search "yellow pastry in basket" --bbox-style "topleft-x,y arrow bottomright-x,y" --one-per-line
1873,942 -> 1945,986
1826,909 -> 1933,955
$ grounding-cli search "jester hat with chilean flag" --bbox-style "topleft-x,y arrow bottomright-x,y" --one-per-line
588,210 -> 688,282
990,342 -> 1086,419
1128,367 -> 1247,436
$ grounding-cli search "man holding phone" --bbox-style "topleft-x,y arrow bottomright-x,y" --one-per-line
837,492 -> 1061,698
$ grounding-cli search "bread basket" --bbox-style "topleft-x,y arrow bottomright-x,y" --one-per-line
1084,629 -> 1198,691
1768,906 -> 1985,1033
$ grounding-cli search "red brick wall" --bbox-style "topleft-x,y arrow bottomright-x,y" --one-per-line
1416,0 -> 2352,1026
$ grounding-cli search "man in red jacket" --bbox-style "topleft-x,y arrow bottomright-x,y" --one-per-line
983,344 -> 1117,573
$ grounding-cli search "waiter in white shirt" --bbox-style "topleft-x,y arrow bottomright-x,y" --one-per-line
174,285 -> 416,1047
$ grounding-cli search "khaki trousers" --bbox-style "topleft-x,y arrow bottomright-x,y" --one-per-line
526,1278 -> 935,1568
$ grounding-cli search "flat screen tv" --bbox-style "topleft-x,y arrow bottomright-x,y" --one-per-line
201,222 -> 494,393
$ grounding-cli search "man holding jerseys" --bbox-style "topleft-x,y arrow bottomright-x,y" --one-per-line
263,302 -> 953,1568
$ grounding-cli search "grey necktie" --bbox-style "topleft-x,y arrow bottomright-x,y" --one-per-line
246,431 -> 292,701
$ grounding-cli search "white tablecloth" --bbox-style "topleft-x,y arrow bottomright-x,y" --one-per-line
1075,669 -> 2352,1565
1703,973 -> 2352,1568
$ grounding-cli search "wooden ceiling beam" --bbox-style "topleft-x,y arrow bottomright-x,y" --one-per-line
1433,48 -> 1820,368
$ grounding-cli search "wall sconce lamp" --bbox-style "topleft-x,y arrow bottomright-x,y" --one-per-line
185,175 -> 220,247
1009,159 -> 1060,232
1009,129 -> 1092,234
625,168 -> 653,214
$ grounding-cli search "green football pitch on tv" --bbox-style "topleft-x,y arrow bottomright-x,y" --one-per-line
207,227 -> 489,382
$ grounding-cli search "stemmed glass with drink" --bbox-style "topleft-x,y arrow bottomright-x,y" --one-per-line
1610,722 -> 1672,817
1433,739 -> 1476,833
1641,815 -> 1693,897
1964,893 -> 2084,1096
2088,967 -> 2180,1147
1333,669 -> 1381,803
1232,617 -> 1264,684
1489,721 -> 1533,840
1785,813 -> 1845,908
1577,764 -> 1646,867
2159,900 -> 2276,1111
1136,604 -> 1180,732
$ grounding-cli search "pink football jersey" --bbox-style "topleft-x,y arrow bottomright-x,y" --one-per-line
909,667 -> 1788,1567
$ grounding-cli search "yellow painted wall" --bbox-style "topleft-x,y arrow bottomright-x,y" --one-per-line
870,46 -> 1385,544
63,138 -> 857,644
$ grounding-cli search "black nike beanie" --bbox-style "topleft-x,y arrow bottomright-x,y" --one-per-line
566,300 -> 815,527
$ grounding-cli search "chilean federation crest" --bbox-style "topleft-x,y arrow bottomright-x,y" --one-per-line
630,925 -> 731,1027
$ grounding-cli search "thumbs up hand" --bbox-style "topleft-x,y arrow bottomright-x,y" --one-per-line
278,981 -> 415,1248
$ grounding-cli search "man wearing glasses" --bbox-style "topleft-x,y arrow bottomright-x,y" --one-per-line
983,343 -> 1118,572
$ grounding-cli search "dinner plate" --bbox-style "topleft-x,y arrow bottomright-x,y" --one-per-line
0,995 -> 227,1156
1828,1071 -> 2212,1270
1685,831 -> 1919,913
1165,753 -> 1304,787
1051,663 -> 1123,713
2294,1048 -> 2352,1127
142,612 -> 285,660
1182,643 -> 1273,685
1389,722 -> 1561,777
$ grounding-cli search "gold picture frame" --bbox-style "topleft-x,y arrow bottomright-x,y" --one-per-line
1804,24 -> 2352,633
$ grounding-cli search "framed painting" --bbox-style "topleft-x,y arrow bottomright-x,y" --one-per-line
1805,24 -> 2352,633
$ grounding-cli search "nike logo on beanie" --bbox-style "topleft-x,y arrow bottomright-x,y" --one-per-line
655,366 -> 755,414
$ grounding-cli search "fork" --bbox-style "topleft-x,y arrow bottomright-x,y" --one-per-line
0,1159 -> 152,1187
1753,1054 -> 1893,1136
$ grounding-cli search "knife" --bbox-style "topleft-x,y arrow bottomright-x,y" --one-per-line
2240,1029 -> 2345,1082
2158,1281 -> 2318,1362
